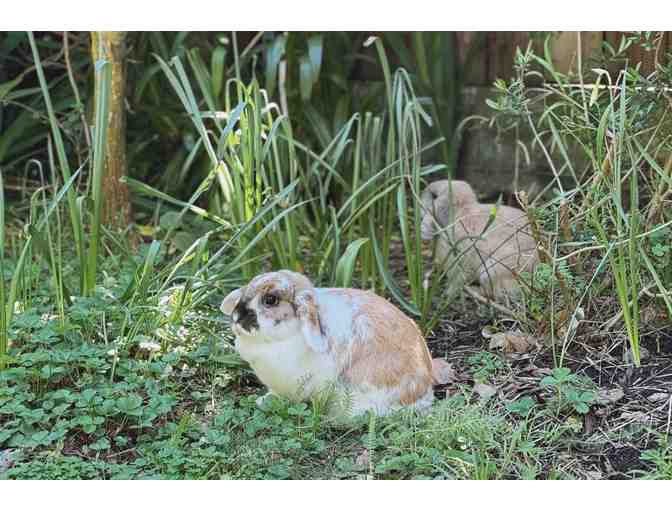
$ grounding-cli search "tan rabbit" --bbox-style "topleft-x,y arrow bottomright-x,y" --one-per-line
420,180 -> 538,300
220,270 -> 451,417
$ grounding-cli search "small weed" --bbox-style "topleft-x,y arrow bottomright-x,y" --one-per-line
505,397 -> 537,417
636,438 -> 672,480
467,351 -> 505,383
540,367 -> 596,415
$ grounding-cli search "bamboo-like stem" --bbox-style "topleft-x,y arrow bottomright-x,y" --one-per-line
91,31 -> 131,228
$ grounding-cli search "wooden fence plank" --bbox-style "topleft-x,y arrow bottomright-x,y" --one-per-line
454,31 -> 668,86
457,32 -> 488,85
487,32 -> 530,83
550,31 -> 602,76
603,31 -> 668,77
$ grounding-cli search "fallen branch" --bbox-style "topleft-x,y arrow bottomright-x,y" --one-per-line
464,286 -> 517,319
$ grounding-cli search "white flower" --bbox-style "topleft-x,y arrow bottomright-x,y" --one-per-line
173,346 -> 187,356
107,349 -> 119,363
13,302 -> 23,314
176,326 -> 188,341
154,324 -> 189,343
139,340 -> 161,353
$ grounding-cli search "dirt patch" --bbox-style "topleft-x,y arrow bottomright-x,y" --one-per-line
417,283 -> 672,479
642,327 -> 672,355
604,445 -> 654,479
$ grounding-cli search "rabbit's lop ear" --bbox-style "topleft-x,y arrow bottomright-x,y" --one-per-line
420,187 -> 437,215
423,180 -> 449,202
220,287 -> 243,315
420,187 -> 440,241
295,289 -> 328,353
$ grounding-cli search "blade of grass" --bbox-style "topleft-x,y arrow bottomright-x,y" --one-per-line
28,31 -> 86,292
0,170 -> 7,368
85,56 -> 112,295
334,238 -> 369,288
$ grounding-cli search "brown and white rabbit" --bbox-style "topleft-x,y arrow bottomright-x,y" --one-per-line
420,179 -> 538,300
220,270 -> 450,417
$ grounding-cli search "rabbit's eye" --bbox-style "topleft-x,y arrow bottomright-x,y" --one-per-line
262,294 -> 279,307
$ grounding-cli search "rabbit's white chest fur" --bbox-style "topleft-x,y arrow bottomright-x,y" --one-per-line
236,331 -> 338,400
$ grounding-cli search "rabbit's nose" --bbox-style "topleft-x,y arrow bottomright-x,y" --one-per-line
234,302 -> 258,332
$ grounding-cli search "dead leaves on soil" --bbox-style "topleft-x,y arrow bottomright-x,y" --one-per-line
473,382 -> 498,400
596,387 -> 625,406
624,345 -> 651,364
647,392 -> 671,403
482,326 -> 540,354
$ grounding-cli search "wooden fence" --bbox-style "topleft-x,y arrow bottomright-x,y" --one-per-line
456,31 -> 671,85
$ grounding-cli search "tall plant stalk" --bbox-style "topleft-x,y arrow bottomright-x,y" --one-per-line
28,31 -> 86,293
85,54 -> 112,295
0,170 -> 7,368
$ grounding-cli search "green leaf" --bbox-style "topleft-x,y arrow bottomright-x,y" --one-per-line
30,430 -> 50,445
552,367 -> 572,381
28,32 -> 86,291
85,54 -> 112,295
159,211 -> 182,230
187,48 -> 217,118
211,46 -> 227,99
574,402 -> 590,414
90,437 -> 111,451
369,217 -> 420,317
299,55 -> 314,101
119,240 -> 161,303
334,238 -> 369,288
580,391 -> 595,403
506,396 -> 536,416
216,100 -> 246,157
264,35 -> 286,97
172,231 -> 198,252
485,98 -> 501,111
0,71 -> 27,101
307,34 -> 323,83
123,177 -> 230,227
27,225 -> 72,306
116,394 -> 144,415
540,376 -> 557,387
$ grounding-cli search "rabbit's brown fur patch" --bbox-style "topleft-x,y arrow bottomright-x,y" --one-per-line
335,291 -> 433,396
